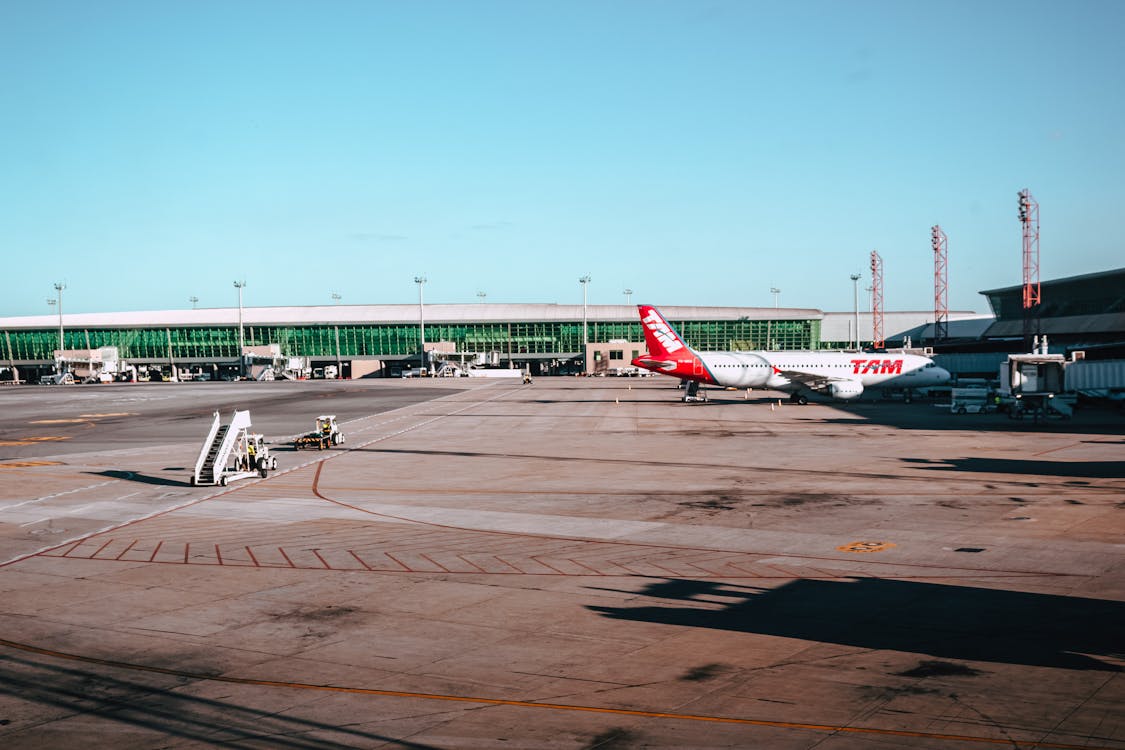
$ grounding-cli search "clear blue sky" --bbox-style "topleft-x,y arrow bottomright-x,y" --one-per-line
2,0 -> 1122,316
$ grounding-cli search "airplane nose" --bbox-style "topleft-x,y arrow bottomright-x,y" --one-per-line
939,367 -> 951,383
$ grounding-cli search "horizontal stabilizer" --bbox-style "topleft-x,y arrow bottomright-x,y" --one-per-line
633,358 -> 678,372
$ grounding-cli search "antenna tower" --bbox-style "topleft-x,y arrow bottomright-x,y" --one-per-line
1018,189 -> 1040,348
870,250 -> 884,349
932,225 -> 948,344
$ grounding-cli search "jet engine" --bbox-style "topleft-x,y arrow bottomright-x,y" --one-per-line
827,380 -> 864,400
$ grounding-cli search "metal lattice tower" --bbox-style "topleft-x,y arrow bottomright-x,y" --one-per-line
1018,189 -> 1040,348
870,250 -> 884,349
932,225 -> 948,344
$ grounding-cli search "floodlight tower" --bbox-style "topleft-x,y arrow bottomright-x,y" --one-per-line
1018,189 -> 1040,350
233,281 -> 246,352
932,225 -> 948,344
53,282 -> 66,352
579,275 -> 591,346
414,276 -> 427,371
869,251 -> 884,350
849,274 -> 861,350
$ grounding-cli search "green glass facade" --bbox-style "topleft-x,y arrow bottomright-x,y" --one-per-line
2,317 -> 820,362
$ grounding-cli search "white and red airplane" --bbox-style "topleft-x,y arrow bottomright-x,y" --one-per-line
631,304 -> 951,403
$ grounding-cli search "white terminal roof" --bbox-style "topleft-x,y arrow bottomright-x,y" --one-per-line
0,304 -> 826,329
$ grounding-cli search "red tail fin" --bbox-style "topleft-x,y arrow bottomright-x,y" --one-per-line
637,305 -> 690,358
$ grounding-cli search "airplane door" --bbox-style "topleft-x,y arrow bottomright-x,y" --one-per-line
693,358 -> 703,377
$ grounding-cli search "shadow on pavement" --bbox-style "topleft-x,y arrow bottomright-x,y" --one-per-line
89,470 -> 184,486
588,577 -> 1125,672
0,652 -> 442,749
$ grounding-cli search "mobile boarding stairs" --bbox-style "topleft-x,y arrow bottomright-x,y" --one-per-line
191,410 -> 278,486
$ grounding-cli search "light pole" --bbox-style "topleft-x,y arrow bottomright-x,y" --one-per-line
623,288 -> 633,305
579,275 -> 591,348
850,274 -> 861,350
189,295 -> 199,309
233,281 -> 246,373
331,293 -> 342,377
477,291 -> 486,303
53,282 -> 66,353
414,276 -> 427,373
770,287 -> 780,308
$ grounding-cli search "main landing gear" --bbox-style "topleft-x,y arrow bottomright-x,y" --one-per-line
788,392 -> 809,405
682,380 -> 708,403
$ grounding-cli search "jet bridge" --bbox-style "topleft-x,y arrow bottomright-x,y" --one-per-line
1001,353 -> 1073,421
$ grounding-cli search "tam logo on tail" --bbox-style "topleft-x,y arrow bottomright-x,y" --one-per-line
640,307 -> 685,355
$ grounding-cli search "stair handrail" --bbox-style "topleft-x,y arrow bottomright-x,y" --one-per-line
193,411 -> 222,484
213,410 -> 253,476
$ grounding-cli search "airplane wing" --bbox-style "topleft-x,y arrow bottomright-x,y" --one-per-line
772,369 -> 856,393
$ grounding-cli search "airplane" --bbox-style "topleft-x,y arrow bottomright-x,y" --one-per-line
630,304 -> 951,403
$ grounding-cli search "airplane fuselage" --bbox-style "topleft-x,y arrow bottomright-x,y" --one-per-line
631,305 -> 951,402
686,350 -> 947,392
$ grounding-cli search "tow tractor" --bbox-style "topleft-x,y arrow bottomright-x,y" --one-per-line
191,410 -> 278,486
295,415 -> 345,450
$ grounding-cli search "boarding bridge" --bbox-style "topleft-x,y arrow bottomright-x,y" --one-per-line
192,410 -> 252,486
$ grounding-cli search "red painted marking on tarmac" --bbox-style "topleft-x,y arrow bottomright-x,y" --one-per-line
723,561 -> 763,577
607,560 -> 643,575
492,555 -> 525,573
57,541 -> 83,558
148,540 -> 163,562
308,458 -> 1072,580
419,553 -> 451,572
1033,441 -> 1082,457
245,546 -> 260,567
90,538 -> 115,558
5,470 -> 271,569
215,544 -> 223,565
456,554 -> 487,573
278,547 -> 295,568
311,549 -> 332,569
348,550 -> 373,570
383,552 -> 412,571
645,560 -> 688,577
567,557 -> 605,575
114,540 -> 138,560
529,556 -> 567,574
4,636 -> 1110,750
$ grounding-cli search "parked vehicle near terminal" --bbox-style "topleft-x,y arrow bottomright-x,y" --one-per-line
950,387 -> 993,414
41,371 -> 74,385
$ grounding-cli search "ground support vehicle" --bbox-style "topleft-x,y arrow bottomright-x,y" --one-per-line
950,387 -> 994,415
295,415 -> 345,451
192,410 -> 278,486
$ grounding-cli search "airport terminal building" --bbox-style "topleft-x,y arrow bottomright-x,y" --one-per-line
1,303 -> 969,381
3,268 -> 1119,382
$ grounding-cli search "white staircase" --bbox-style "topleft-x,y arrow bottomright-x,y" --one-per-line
192,410 -> 252,485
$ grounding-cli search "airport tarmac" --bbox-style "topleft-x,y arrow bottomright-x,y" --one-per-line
0,377 -> 1122,749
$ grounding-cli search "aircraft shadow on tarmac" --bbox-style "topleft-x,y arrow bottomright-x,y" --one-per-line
0,653 -> 442,750
902,456 -> 1125,480
696,391 -> 1125,434
587,578 -> 1125,672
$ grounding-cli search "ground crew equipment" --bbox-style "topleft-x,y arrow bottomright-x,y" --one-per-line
294,415 -> 345,450
191,410 -> 278,486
